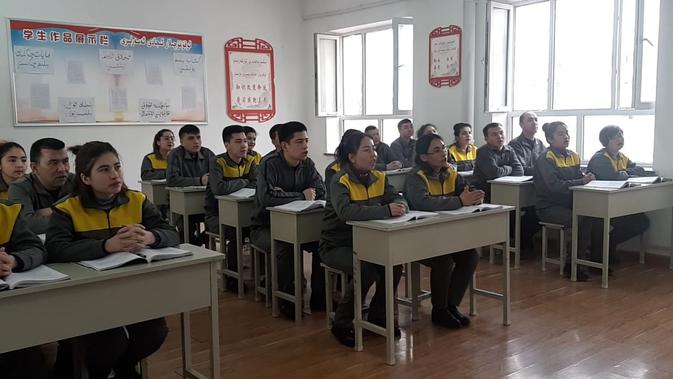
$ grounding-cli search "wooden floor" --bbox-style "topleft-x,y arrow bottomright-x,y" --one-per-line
146,250 -> 673,378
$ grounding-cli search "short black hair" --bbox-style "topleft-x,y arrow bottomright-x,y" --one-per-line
243,126 -> 257,135
0,142 -> 25,161
278,121 -> 307,144
416,123 -> 436,139
178,124 -> 200,138
482,123 -> 503,138
335,130 -> 371,166
30,138 -> 65,163
398,119 -> 412,129
152,129 -> 174,156
222,125 -> 246,143
453,122 -> 471,137
599,125 -> 623,147
364,125 -> 378,133
269,123 -> 283,140
541,121 -> 567,144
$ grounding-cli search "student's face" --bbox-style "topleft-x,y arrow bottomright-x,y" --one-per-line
225,132 -> 248,161
349,137 -> 377,173
180,133 -> 202,154
606,133 -> 624,153
246,132 -> 257,150
281,131 -> 309,161
486,126 -> 505,148
520,112 -> 538,135
550,126 -> 570,149
420,139 -> 449,171
31,148 -> 70,190
81,152 -> 123,199
422,125 -> 438,136
364,128 -> 381,145
0,147 -> 27,182
399,122 -> 414,139
457,127 -> 472,147
157,131 -> 175,153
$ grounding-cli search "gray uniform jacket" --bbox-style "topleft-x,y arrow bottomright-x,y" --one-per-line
166,146 -> 216,187
390,137 -> 415,168
508,134 -> 546,176
472,145 -> 524,191
8,172 -> 75,234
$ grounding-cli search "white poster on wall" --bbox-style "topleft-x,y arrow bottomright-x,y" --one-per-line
58,97 -> 95,123
14,46 -> 54,74
139,98 -> 171,122
99,49 -> 134,75
173,53 -> 202,76
430,34 -> 459,78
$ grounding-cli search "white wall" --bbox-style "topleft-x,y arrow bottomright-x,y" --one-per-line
0,0 -> 305,189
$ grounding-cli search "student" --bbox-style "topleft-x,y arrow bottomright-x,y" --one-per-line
0,199 -> 49,379
363,125 -> 402,171
141,129 -> 174,180
46,141 -> 176,379
0,142 -> 28,200
263,123 -> 283,159
404,134 -> 484,328
586,125 -> 652,264
472,123 -> 524,197
534,122 -> 595,280
508,111 -> 546,176
325,129 -> 362,190
167,124 -> 215,244
319,130 -> 405,347
390,118 -> 415,167
204,125 -> 257,291
243,125 -> 262,165
448,123 -> 478,171
9,138 -> 75,234
416,123 -> 438,139
250,121 -> 326,318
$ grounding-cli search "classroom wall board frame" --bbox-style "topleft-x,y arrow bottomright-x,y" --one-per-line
428,25 -> 461,88
7,18 -> 208,126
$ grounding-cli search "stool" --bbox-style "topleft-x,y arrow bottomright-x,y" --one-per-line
321,263 -> 347,329
540,222 -> 566,275
251,244 -> 271,307
396,262 -> 431,321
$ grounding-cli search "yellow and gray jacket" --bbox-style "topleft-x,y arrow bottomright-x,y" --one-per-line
141,152 -> 168,180
586,149 -> 654,180
204,153 -> 257,217
0,200 -> 46,271
448,143 -> 478,172
324,160 -> 341,198
534,148 -> 585,209
46,190 -> 179,262
248,150 -> 262,166
319,166 -> 407,250
404,165 -> 466,211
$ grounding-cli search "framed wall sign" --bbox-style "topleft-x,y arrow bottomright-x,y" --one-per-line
224,37 -> 276,122
428,25 -> 462,88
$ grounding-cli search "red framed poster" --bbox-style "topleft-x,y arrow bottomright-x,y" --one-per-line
428,25 -> 462,88
224,37 -> 276,122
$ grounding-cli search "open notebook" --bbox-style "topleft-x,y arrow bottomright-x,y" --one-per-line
438,203 -> 503,216
79,247 -> 193,271
273,200 -> 326,213
371,210 -> 439,225
491,176 -> 533,183
0,265 -> 70,290
228,188 -> 256,198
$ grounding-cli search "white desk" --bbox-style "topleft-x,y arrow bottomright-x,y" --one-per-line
0,244 -> 223,379
268,206 -> 324,322
349,207 -> 514,365
216,195 -> 255,298
488,180 -> 536,268
139,180 -> 169,206
570,181 -> 673,288
167,186 -> 207,243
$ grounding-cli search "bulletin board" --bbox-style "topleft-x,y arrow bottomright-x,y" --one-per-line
224,37 -> 276,123
7,19 -> 208,126
428,25 -> 462,88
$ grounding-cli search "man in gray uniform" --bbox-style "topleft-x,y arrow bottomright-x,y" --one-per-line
509,111 -> 546,176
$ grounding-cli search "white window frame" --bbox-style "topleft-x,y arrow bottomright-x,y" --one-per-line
485,1 -> 514,112
315,33 -> 341,117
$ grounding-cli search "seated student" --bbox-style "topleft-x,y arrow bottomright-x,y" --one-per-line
263,123 -> 283,159
534,122 -> 595,280
141,129 -> 175,180
9,138 -> 75,234
508,112 -> 546,176
448,123 -> 478,171
46,141 -> 177,379
325,129 -> 362,190
0,142 -> 28,200
416,123 -> 438,139
204,125 -> 257,291
363,125 -> 402,171
0,199 -> 49,379
320,131 -> 405,347
250,121 -> 326,318
390,118 -> 416,167
167,124 -> 215,244
404,134 -> 484,328
586,125 -> 652,263
472,123 -> 523,196
243,126 -> 262,165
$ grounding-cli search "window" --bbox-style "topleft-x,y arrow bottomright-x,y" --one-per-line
486,3 -> 513,111
492,0 -> 660,164
316,19 -> 413,153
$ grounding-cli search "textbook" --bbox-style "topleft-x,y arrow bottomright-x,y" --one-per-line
583,180 -> 628,189
491,176 -> 533,183
626,176 -> 661,185
371,210 -> 439,225
438,203 -> 503,216
228,187 -> 256,198
79,247 -> 193,271
0,265 -> 69,290
385,167 -> 413,175
272,200 -> 326,213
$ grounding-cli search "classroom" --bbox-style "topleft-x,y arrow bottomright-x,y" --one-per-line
1,0 -> 673,378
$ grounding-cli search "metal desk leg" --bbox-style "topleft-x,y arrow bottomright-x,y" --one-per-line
294,244 -> 302,323
353,253 -> 364,352
271,239 -> 279,317
503,217 -> 511,326
601,216 -> 610,289
385,263 -> 395,365
236,226 -> 244,298
571,212 -> 579,282
209,263 -> 221,379
514,207 -> 521,269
